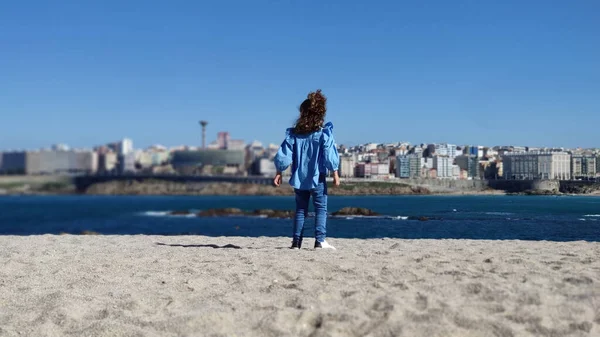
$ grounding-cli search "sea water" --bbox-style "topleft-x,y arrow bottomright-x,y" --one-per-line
1,195 -> 599,241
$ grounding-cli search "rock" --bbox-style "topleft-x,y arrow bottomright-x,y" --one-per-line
197,208 -> 245,217
252,209 -> 294,218
252,209 -> 275,216
169,210 -> 191,216
270,210 -> 294,218
332,207 -> 380,216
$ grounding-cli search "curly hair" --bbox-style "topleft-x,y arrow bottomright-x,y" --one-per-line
294,89 -> 327,135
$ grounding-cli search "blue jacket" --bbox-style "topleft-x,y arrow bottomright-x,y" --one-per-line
274,122 -> 340,190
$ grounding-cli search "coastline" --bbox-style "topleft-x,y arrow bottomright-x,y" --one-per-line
1,235 -> 598,336
2,175 -> 600,196
0,178 -> 508,196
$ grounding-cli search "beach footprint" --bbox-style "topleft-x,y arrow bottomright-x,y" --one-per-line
415,293 -> 428,311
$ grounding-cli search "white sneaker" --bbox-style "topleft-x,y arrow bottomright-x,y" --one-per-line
314,240 -> 336,250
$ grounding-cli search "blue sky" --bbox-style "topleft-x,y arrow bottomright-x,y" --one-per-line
1,1 -> 599,150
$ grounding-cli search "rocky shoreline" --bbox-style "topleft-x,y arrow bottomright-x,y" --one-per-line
81,180 -> 436,196
2,176 -> 600,196
166,207 -> 439,221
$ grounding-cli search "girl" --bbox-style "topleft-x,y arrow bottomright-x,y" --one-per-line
273,89 -> 340,250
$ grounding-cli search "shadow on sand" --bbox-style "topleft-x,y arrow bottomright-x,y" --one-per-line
155,242 -> 242,249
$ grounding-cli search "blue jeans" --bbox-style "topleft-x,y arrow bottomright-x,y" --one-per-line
293,178 -> 328,244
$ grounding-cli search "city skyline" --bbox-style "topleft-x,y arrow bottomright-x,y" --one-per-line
2,133 -> 600,153
3,134 -> 599,181
2,1 -> 599,149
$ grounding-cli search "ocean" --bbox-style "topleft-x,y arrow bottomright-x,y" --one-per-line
1,195 -> 599,241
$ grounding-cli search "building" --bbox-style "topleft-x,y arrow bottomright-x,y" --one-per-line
227,139 -> 246,151
254,158 -> 276,177
267,144 -> 279,160
340,155 -> 356,178
411,146 -> 424,156
119,138 -> 134,155
409,154 -> 423,178
35,150 -> 98,175
502,152 -> 571,180
484,148 -> 498,158
433,144 -> 446,157
355,163 -> 389,179
480,160 -> 500,180
582,156 -> 596,177
434,144 -> 458,158
394,144 -> 409,156
98,152 -> 118,174
423,157 -> 433,170
217,132 -> 230,149
396,155 -> 410,178
205,141 -> 219,150
152,151 -> 170,166
463,146 -> 476,157
128,149 -> 170,170
424,144 -> 436,158
170,150 -> 245,175
0,150 -> 98,175
463,146 -> 483,158
426,168 -> 437,179
364,143 -> 378,152
135,151 -> 154,169
118,153 -> 136,174
496,161 -> 504,178
452,165 -> 461,178
455,155 -> 480,179
433,156 -> 453,178
376,151 -> 389,163
245,141 -> 266,172
571,156 -> 583,177
572,155 -> 596,178
52,144 -> 70,151
0,152 -> 26,174
477,146 -> 484,158
354,163 -> 368,178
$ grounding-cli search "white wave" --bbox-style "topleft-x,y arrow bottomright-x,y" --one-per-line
143,211 -> 169,217
584,214 -> 600,217
579,218 -> 587,221
330,215 -> 409,221
485,212 -> 512,215
141,211 -> 195,218
141,211 -> 411,221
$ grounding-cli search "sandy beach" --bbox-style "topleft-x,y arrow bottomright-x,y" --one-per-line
1,236 -> 599,337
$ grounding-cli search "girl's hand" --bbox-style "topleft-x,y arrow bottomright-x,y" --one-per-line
273,173 -> 283,187
333,171 -> 340,187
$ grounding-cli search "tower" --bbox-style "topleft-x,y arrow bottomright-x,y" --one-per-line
199,121 -> 208,149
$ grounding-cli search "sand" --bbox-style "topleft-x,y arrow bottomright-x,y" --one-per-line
0,236 -> 599,337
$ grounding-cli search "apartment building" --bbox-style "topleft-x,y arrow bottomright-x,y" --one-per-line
503,152 -> 571,180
